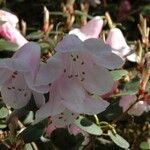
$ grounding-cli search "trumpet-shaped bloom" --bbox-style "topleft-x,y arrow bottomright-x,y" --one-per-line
0,42 -> 42,108
106,28 -> 130,58
35,34 -> 124,125
0,10 -> 18,27
0,22 -> 28,48
0,42 -> 62,108
0,10 -> 27,48
69,16 -> 103,41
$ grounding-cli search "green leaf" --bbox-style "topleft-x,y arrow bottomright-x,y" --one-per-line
110,70 -> 128,81
108,130 -> 129,149
24,143 -> 33,150
26,31 -> 44,40
74,116 -> 102,135
126,76 -> 139,92
18,119 -> 48,143
0,107 -> 9,119
23,111 -> 34,125
140,141 -> 150,150
0,39 -> 18,51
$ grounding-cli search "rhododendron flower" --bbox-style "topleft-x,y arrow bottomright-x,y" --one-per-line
0,10 -> 27,48
0,42 -> 62,108
119,95 -> 147,116
0,42 -> 44,108
69,16 -> 103,41
106,28 -> 130,58
0,10 -> 18,27
35,34 -> 124,125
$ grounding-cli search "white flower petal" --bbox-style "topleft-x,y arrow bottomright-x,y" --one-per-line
69,16 -> 103,41
35,54 -> 63,86
59,79 -> 85,104
62,95 -> 109,114
51,109 -> 79,127
83,38 -> 124,69
82,65 -> 114,95
13,42 -> 41,77
55,34 -> 83,52
1,73 -> 31,108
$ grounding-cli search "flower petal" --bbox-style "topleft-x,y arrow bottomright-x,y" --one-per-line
82,65 -> 114,95
35,54 -> 63,86
55,34 -> 83,52
0,10 -> 18,27
13,42 -> 41,77
59,79 -> 85,105
106,28 -> 130,57
83,38 -> 124,69
0,68 -> 12,85
62,95 -> 109,114
0,58 -> 30,72
35,85 -> 66,123
69,16 -> 103,41
0,22 -> 27,47
51,109 -> 79,127
32,91 -> 45,108
1,73 -> 31,108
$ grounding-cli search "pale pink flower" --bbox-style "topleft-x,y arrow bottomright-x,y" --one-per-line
69,16 -> 103,41
0,42 -> 62,108
0,10 -> 27,48
119,94 -> 147,116
106,28 -> 130,58
35,34 -> 124,126
0,22 -> 28,48
0,42 -> 43,108
0,10 -> 18,27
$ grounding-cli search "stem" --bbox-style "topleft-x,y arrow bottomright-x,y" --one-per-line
94,115 -> 100,125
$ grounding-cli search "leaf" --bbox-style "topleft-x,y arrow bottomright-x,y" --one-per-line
126,76 -> 139,92
110,70 -> 128,81
108,130 -> 129,149
140,141 -> 150,150
74,116 -> 102,135
23,111 -> 34,125
18,119 -> 48,143
26,31 -> 44,40
0,107 -> 9,119
0,39 -> 18,51
24,143 -> 33,150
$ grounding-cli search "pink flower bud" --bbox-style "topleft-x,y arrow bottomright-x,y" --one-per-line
69,16 -> 103,41
0,10 -> 18,27
0,22 -> 27,48
106,28 -> 130,58
119,95 -> 147,116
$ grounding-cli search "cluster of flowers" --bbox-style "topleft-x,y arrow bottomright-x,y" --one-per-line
0,10 -> 124,127
0,10 -> 149,129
